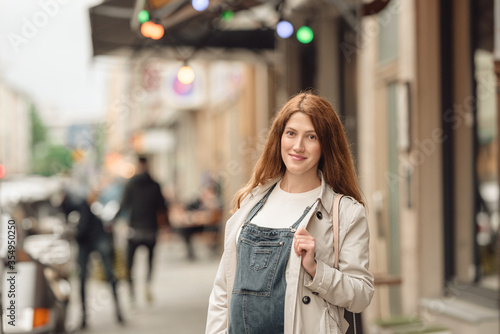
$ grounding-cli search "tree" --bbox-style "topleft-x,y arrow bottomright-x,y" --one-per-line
29,104 -> 47,151
29,105 -> 72,176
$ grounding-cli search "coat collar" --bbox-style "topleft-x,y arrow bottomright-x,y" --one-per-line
317,170 -> 335,215
248,170 -> 336,215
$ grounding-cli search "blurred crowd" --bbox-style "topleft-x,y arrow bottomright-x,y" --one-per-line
0,155 -> 223,332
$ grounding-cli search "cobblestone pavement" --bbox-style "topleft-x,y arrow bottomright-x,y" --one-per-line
65,234 -> 220,334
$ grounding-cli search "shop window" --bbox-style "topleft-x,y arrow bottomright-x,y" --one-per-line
474,49 -> 498,291
445,0 -> 498,308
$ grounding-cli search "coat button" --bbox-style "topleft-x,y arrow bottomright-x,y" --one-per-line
316,211 -> 323,219
302,296 -> 311,304
312,291 -> 319,296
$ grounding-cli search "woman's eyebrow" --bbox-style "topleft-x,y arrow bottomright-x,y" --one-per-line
284,126 -> 316,133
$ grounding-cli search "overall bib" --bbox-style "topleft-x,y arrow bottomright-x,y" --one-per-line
228,184 -> 314,334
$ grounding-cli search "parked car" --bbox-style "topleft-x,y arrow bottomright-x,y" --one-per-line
0,176 -> 72,334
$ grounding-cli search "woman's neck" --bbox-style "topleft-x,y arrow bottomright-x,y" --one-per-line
280,171 -> 321,193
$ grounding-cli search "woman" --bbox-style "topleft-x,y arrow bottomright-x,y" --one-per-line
206,92 -> 374,334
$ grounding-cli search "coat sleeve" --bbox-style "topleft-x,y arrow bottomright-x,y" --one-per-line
303,202 -> 374,313
206,250 -> 229,334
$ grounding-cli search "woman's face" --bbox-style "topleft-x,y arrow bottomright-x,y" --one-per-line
281,112 -> 322,179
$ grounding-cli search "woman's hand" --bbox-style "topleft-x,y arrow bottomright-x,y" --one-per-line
294,228 -> 317,278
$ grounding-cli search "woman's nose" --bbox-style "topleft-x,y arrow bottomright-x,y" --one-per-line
293,137 -> 305,152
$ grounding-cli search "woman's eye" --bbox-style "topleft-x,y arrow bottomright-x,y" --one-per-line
308,134 -> 317,140
286,131 -> 295,136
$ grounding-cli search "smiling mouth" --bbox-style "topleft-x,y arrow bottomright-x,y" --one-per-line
290,154 -> 306,161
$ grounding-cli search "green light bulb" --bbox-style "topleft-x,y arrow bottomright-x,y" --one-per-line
138,10 -> 150,24
297,26 -> 314,44
222,10 -> 234,21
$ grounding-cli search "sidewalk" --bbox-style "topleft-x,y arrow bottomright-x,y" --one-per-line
65,234 -> 220,334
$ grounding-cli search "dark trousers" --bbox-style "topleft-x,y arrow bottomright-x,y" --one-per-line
174,226 -> 204,260
77,234 -> 122,323
127,236 -> 156,296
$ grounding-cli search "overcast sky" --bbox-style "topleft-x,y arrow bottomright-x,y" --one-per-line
0,0 -> 112,123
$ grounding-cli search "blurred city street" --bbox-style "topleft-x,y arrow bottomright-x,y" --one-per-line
1,0 -> 500,333
65,234 -> 219,334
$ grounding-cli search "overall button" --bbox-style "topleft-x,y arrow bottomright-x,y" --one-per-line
302,296 -> 311,304
316,211 -> 323,219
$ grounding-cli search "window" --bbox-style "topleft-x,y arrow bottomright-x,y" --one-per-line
474,49 -> 498,291
446,0 -> 499,307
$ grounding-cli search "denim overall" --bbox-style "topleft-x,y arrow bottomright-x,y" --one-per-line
228,184 -> 314,334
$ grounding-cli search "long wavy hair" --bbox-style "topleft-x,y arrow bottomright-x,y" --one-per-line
232,92 -> 364,211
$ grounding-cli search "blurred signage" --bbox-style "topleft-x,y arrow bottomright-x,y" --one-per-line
66,124 -> 95,150
143,65 -> 162,91
209,61 -> 244,104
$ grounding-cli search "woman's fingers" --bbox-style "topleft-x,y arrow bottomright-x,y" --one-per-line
295,228 -> 311,237
293,229 -> 315,257
293,229 -> 318,277
295,242 -> 314,255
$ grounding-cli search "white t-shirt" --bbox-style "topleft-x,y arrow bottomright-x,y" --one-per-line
250,180 -> 321,228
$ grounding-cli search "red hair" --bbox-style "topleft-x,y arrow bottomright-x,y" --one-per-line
232,92 -> 364,211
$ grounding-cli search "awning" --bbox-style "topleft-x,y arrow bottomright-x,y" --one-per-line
89,0 -> 391,57
89,0 -> 276,56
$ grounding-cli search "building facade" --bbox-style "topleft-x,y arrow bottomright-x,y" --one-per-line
0,82 -> 31,177
358,0 -> 499,332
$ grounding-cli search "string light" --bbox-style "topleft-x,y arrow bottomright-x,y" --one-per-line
296,25 -> 314,44
177,65 -> 195,84
141,21 -> 164,40
222,10 -> 234,21
137,10 -> 149,24
192,0 -> 209,12
276,20 -> 293,39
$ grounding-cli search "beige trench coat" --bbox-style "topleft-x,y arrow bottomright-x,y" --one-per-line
206,173 -> 374,334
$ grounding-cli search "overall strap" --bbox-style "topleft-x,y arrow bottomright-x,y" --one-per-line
243,183 -> 277,225
332,194 -> 344,270
290,198 -> 319,229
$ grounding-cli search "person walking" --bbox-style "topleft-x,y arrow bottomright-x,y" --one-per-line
60,191 -> 124,329
206,92 -> 374,334
120,156 -> 168,304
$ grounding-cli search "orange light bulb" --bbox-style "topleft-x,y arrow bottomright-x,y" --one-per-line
141,21 -> 164,40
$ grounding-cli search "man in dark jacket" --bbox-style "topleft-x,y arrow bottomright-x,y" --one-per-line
120,156 -> 168,303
